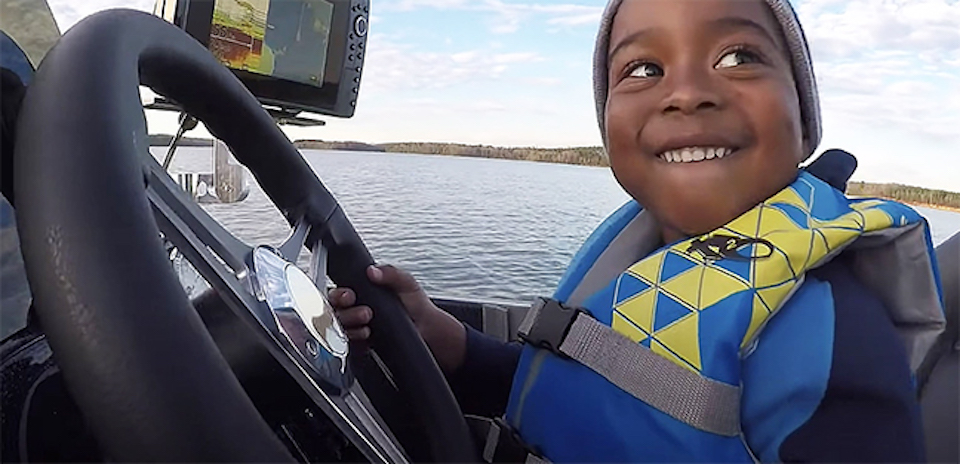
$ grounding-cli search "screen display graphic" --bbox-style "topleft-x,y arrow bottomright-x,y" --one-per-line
208,0 -> 334,88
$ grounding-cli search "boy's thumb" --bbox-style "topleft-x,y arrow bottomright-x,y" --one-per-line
366,264 -> 435,322
367,264 -> 421,294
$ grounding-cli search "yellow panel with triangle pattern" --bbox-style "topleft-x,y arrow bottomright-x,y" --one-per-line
610,174 -> 900,375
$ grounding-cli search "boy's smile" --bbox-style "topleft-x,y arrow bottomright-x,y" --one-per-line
604,0 -> 806,243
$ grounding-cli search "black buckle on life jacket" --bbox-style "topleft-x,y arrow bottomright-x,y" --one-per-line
518,298 -> 588,357
466,415 -> 545,463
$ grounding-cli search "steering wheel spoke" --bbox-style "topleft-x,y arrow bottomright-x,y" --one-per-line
146,159 -> 251,275
335,383 -> 410,463
278,216 -> 312,264
273,356 -> 412,464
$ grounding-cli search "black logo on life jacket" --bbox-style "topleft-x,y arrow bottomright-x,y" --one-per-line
686,235 -> 775,262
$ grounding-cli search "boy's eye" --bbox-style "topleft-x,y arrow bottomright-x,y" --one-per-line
627,62 -> 664,79
715,48 -> 763,69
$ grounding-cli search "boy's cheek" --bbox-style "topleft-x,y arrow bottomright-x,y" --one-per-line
604,97 -> 639,150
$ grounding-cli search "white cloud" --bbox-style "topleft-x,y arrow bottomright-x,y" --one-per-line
388,0 -> 471,11
485,1 -> 603,34
379,0 -> 602,33
285,90 -> 598,148
47,0 -> 154,31
384,97 -> 512,115
360,34 -> 543,93
797,0 -> 960,168
548,12 -> 602,27
522,77 -> 562,86
799,0 -> 960,59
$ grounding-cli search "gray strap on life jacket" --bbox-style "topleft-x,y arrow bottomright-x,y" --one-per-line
518,298 -> 742,437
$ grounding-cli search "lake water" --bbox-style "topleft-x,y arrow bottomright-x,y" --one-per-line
154,148 -> 960,305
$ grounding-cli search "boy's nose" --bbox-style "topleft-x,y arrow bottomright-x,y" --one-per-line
659,67 -> 724,116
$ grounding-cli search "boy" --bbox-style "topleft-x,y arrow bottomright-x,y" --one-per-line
330,0 -> 942,461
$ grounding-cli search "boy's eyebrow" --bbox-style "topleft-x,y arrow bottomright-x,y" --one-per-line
607,17 -> 782,62
707,16 -> 781,49
608,29 -> 653,62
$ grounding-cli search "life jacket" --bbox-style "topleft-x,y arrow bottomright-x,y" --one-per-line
504,172 -> 945,462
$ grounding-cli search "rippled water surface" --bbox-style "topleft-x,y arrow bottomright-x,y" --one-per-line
156,148 -> 960,305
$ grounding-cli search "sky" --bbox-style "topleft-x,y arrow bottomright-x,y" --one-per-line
45,0 -> 960,192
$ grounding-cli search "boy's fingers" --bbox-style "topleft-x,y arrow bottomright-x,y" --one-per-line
328,288 -> 356,307
335,306 -> 373,329
345,326 -> 371,341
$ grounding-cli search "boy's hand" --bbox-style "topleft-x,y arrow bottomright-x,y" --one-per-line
328,264 -> 432,346
326,264 -> 467,373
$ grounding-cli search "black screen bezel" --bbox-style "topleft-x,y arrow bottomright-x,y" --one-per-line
179,0 -> 360,117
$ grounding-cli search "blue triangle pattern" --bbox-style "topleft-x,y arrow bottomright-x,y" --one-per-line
811,190 -> 851,221
640,338 -> 651,348
714,256 -> 752,282
790,179 -> 813,208
653,292 -> 693,332
696,290 -> 753,384
616,273 -> 651,305
660,251 -> 699,282
769,202 -> 810,229
874,201 -> 919,225
734,243 -> 755,261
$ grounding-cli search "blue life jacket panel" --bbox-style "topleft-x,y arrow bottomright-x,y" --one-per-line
506,172 -> 944,461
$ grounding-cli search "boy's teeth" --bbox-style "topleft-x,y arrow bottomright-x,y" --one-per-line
660,147 -> 732,163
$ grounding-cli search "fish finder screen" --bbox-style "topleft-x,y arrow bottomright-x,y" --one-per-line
208,0 -> 333,88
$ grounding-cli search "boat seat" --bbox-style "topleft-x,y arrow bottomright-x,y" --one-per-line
922,349 -> 958,463
1,31 -> 33,205
922,231 -> 959,463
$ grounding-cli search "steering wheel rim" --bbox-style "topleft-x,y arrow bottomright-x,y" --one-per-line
14,9 -> 475,462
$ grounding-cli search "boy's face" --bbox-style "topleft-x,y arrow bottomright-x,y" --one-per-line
605,0 -> 806,242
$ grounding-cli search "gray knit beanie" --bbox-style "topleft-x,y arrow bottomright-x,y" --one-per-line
594,0 -> 821,159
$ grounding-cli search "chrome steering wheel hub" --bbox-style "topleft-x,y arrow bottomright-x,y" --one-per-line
252,246 -> 351,391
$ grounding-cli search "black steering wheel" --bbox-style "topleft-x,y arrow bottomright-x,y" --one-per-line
14,9 -> 476,462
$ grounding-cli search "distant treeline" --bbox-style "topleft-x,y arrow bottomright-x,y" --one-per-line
847,182 -> 960,210
292,140 -> 609,167
148,134 -> 213,147
294,140 -> 385,152
377,142 -> 609,167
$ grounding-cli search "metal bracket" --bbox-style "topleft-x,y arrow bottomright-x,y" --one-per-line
161,112 -> 198,170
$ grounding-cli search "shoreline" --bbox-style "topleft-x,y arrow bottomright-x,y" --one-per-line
895,200 -> 960,214
851,195 -> 960,213
149,134 -> 960,211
